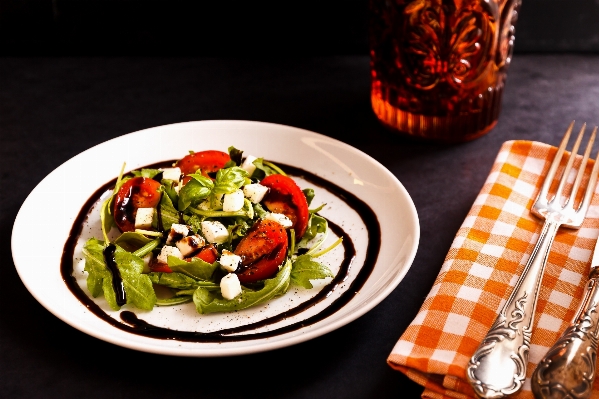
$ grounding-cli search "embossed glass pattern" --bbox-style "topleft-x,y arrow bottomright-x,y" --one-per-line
369,0 -> 521,142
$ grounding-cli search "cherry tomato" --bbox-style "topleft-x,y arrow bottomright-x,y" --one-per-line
149,261 -> 172,273
152,244 -> 219,273
193,244 -> 218,264
178,150 -> 230,177
234,219 -> 288,284
260,174 -> 309,238
113,177 -> 162,232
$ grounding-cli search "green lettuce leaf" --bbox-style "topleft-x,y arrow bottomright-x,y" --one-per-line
178,174 -> 213,211
227,146 -> 243,166
82,238 -> 157,311
83,238 -> 109,297
117,250 -> 156,310
166,256 -> 219,281
212,166 -> 249,195
156,296 -> 193,306
154,191 -> 180,231
148,272 -> 219,290
301,214 -> 328,243
193,260 -> 292,314
303,188 -> 315,206
161,179 -> 180,206
291,254 -> 334,289
114,232 -> 153,252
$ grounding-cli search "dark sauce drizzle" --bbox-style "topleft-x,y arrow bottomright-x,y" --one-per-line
103,244 -> 127,306
61,162 -> 381,343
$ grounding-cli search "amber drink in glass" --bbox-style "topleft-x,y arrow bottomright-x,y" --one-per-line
369,0 -> 522,143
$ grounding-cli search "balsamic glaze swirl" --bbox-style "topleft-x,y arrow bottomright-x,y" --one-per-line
61,162 -> 381,342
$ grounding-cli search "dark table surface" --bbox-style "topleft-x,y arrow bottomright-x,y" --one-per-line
2,53 -> 599,399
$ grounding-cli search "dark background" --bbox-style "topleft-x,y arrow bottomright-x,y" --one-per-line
2,1 -> 599,399
1,0 -> 599,56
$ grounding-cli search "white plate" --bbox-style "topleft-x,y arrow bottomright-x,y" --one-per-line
11,120 -> 419,357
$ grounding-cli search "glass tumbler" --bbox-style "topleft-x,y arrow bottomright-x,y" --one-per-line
369,0 -> 522,143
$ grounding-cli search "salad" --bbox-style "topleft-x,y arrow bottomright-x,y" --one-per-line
82,147 -> 340,314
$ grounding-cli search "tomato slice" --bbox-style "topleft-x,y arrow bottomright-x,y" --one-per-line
178,150 -> 230,177
149,261 -> 172,273
193,244 -> 218,264
260,174 -> 309,238
113,177 -> 162,232
234,219 -> 288,284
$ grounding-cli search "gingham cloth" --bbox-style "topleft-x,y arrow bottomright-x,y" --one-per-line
388,140 -> 599,399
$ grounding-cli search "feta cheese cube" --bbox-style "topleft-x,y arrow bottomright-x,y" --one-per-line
157,245 -> 183,264
160,167 -> 182,181
134,207 -> 154,229
220,273 -> 242,300
166,223 -> 190,245
201,220 -> 229,244
264,212 -> 293,228
240,155 -> 257,175
223,189 -> 245,212
176,234 -> 206,257
243,183 -> 269,203
219,249 -> 241,272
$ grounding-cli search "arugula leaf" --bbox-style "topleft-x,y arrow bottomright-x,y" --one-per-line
301,214 -> 328,243
166,256 -> 219,281
148,272 -> 219,290
116,250 -> 156,310
100,164 -> 130,242
252,203 -> 268,219
83,238 -> 110,297
100,196 -> 115,244
213,167 -> 249,195
162,179 -> 179,206
114,232 -> 153,252
82,238 -> 157,311
178,174 -> 213,211
303,188 -> 315,206
188,198 -> 254,219
291,255 -> 333,289
183,214 -> 203,234
131,168 -> 162,179
154,191 -> 179,231
193,260 -> 292,314
227,146 -> 243,166
156,296 -> 193,306
252,158 -> 285,178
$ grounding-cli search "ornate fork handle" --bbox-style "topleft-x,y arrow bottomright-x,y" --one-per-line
531,269 -> 599,399
467,216 -> 561,398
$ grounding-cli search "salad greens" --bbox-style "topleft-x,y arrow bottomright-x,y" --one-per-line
82,146 -> 340,314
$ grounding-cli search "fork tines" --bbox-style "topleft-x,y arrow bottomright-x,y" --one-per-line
537,121 -> 599,219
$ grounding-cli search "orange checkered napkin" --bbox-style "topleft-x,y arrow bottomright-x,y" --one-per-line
388,140 -> 599,399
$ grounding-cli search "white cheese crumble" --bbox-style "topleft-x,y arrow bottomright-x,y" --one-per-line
240,155 -> 257,175
176,234 -> 206,257
243,183 -> 269,203
157,245 -> 183,264
264,212 -> 293,228
201,220 -> 229,244
223,189 -> 244,212
134,207 -> 154,229
166,223 -> 190,245
220,273 -> 242,300
219,249 -> 241,272
160,167 -> 182,181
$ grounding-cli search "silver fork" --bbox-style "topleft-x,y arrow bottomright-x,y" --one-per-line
466,121 -> 599,398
